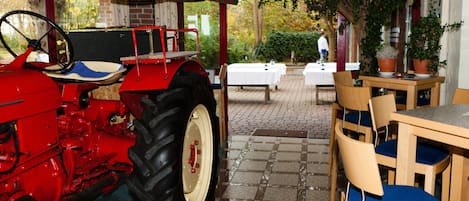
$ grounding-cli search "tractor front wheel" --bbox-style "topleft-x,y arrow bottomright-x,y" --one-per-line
127,70 -> 219,201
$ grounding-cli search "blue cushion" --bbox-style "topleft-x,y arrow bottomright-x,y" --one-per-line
347,183 -> 438,201
375,140 -> 448,165
63,61 -> 111,78
344,111 -> 372,127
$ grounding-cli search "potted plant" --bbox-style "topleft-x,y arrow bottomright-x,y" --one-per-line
407,13 -> 462,76
376,44 -> 398,74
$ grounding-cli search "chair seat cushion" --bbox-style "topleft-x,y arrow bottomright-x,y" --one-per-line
344,111 -> 372,127
347,183 -> 438,201
375,140 -> 448,165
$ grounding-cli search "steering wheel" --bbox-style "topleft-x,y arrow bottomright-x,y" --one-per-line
0,10 -> 74,71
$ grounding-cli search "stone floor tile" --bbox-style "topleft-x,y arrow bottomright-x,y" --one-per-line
306,175 -> 330,188
279,137 -> 304,143
251,136 -> 278,143
307,153 -> 329,162
307,163 -> 328,174
276,152 -> 301,161
238,160 -> 268,171
231,171 -> 264,184
227,150 -> 241,159
278,144 -> 302,152
306,190 -> 330,201
308,144 -> 329,153
250,142 -> 275,151
268,173 -> 299,186
228,141 -> 247,150
263,187 -> 298,201
272,161 -> 300,173
222,185 -> 258,199
244,151 -> 271,160
230,135 -> 251,142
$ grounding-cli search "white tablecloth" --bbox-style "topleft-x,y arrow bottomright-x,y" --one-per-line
303,62 -> 360,85
227,63 -> 285,85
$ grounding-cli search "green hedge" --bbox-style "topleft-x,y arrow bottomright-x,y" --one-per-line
258,31 -> 320,63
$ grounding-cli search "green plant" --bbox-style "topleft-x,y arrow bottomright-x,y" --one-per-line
258,31 -> 319,62
407,13 -> 463,72
360,1 -> 404,74
376,44 -> 398,59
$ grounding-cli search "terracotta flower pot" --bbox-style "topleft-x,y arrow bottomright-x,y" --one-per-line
413,59 -> 430,74
377,58 -> 396,72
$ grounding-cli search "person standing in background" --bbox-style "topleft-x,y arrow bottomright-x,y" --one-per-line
317,31 -> 328,62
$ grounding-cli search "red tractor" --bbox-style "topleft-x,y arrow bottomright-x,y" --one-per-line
0,10 -> 221,201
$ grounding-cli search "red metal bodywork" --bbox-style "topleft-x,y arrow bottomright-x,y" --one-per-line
0,24 -> 209,201
0,50 -> 135,200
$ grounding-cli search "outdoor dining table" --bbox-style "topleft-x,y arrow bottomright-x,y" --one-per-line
391,104 -> 469,201
227,63 -> 286,103
359,75 -> 445,110
302,62 -> 359,104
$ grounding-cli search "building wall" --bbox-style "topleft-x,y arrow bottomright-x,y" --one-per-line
129,3 -> 155,26
99,0 -> 130,27
154,0 -> 178,29
457,1 -> 469,89
439,0 -> 468,104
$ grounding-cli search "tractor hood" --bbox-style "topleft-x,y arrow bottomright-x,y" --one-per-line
0,67 -> 61,123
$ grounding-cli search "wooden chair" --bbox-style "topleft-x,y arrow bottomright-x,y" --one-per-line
329,71 -> 354,201
335,122 -> 439,201
329,71 -> 355,174
452,88 -> 469,104
332,71 -> 354,86
450,87 -> 469,200
369,94 -> 451,199
330,83 -> 373,201
330,71 -> 354,165
217,64 -> 228,145
335,84 -> 373,143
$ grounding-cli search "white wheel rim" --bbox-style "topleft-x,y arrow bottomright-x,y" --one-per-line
182,104 -> 214,201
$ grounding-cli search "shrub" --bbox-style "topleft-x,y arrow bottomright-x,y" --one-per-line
258,31 -> 319,63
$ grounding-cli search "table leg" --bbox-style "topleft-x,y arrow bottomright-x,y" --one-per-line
316,85 -> 319,105
406,86 -> 417,110
449,154 -> 466,201
430,82 -> 441,107
396,122 -> 417,186
264,85 -> 270,102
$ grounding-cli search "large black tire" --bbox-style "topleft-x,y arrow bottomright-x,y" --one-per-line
127,70 -> 220,201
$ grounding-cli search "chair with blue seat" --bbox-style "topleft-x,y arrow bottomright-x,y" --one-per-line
369,94 -> 450,199
334,122 -> 439,201
335,83 -> 373,143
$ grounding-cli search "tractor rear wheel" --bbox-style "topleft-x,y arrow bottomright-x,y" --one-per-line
127,70 -> 219,201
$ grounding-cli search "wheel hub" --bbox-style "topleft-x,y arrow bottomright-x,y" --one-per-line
182,104 -> 214,201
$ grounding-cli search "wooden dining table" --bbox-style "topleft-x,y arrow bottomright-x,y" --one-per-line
359,75 -> 445,110
391,104 -> 469,201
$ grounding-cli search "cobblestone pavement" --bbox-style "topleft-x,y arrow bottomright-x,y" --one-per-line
227,70 -> 336,139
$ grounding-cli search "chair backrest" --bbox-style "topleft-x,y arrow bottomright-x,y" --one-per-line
369,94 -> 396,133
333,71 -> 354,86
452,88 -> 469,104
335,122 -> 384,197
335,83 -> 371,111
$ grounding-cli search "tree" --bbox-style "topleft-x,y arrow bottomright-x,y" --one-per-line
253,0 -> 264,48
228,0 -> 318,61
260,0 -> 404,72
303,0 -> 338,62
260,0 -> 338,61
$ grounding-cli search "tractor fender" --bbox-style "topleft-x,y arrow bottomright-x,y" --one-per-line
119,60 -> 208,93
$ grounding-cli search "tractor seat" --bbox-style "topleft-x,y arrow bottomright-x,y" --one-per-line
45,61 -> 126,84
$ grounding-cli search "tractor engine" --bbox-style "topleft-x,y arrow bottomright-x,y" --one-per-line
0,68 -> 134,201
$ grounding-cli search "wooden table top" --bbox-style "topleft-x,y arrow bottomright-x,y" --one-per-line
359,75 -> 445,86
